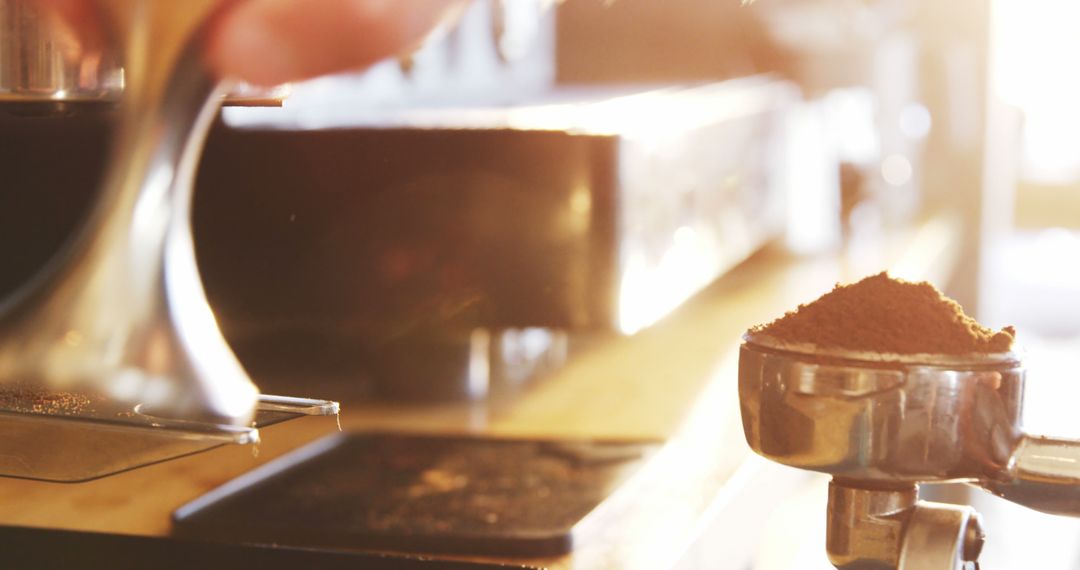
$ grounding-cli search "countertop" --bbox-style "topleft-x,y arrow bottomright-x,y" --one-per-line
0,218 -> 960,569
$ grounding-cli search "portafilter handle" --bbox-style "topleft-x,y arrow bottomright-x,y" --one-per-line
983,434 -> 1080,517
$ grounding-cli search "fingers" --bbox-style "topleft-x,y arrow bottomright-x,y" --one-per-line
37,0 -> 105,54
206,0 -> 468,86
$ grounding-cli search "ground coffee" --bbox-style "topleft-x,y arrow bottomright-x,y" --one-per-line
750,272 -> 1014,354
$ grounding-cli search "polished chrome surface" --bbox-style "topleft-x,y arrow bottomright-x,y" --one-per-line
985,435 -> 1080,516
897,500 -> 982,570
739,336 -> 1024,483
740,334 -> 1080,568
0,0 -> 287,107
825,482 -> 983,570
826,483 -> 915,569
0,0 -> 260,425
0,0 -> 122,103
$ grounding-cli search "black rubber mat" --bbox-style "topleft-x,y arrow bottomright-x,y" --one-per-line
173,432 -> 659,557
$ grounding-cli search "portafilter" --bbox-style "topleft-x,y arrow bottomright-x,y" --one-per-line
740,334 -> 1080,569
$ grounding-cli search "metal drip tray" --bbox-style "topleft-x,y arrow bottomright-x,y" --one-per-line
0,393 -> 338,483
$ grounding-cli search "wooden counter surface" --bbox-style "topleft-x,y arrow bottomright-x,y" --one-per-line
0,219 -> 960,569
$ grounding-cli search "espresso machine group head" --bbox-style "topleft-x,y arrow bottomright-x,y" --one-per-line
0,0 -> 336,482
740,334 -> 1080,569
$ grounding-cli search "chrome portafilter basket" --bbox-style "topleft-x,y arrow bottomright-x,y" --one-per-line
0,0 -> 336,482
740,334 -> 1080,569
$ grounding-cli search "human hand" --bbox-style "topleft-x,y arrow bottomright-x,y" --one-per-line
207,0 -> 469,86
41,0 -> 469,86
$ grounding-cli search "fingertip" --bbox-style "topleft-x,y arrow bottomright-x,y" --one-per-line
207,7 -> 300,87
207,0 -> 469,86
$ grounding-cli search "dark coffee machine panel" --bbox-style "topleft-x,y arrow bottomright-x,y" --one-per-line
0,79 -> 792,399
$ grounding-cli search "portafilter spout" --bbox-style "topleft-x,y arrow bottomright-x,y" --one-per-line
739,334 -> 1080,569
0,0 -> 258,425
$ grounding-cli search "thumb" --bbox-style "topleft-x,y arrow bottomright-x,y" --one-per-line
206,0 -> 468,86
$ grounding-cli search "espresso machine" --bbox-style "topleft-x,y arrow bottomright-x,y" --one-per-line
22,0 -> 1078,567
0,0 -> 797,563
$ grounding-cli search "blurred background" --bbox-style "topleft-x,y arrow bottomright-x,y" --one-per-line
232,0 -> 1080,564
4,0 -> 1080,567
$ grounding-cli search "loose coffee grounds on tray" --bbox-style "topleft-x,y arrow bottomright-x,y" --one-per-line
0,384 -> 96,416
750,272 -> 1015,354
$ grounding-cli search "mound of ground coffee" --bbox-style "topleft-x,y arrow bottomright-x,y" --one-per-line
750,272 -> 1014,354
